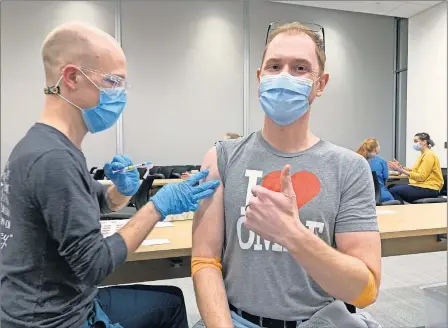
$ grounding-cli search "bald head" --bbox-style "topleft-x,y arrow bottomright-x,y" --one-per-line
41,22 -> 125,83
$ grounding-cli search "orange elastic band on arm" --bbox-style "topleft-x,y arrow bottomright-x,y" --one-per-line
191,257 -> 222,277
350,270 -> 378,308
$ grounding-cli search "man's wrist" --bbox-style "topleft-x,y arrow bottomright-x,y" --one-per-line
283,220 -> 312,253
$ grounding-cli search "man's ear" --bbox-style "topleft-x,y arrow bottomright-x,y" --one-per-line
315,73 -> 330,97
61,65 -> 79,90
256,68 -> 261,83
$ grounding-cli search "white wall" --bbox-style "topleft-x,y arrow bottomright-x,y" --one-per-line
0,1 -> 117,170
120,1 -> 243,165
407,1 -> 447,167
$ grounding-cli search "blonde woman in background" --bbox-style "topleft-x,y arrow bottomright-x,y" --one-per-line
181,133 -> 242,180
356,138 -> 395,202
223,132 -> 241,140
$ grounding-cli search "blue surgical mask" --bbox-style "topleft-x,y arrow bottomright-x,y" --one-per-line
413,143 -> 422,151
81,88 -> 127,133
259,72 -> 313,126
52,70 -> 127,133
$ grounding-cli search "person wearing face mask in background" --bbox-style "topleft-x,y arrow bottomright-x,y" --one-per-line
192,22 -> 381,328
0,22 -> 220,328
356,138 -> 395,202
389,133 -> 443,204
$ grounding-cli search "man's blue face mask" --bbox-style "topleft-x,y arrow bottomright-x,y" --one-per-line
259,72 -> 317,126
53,67 -> 127,134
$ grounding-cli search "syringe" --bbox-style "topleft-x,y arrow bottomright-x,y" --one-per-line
112,161 -> 153,174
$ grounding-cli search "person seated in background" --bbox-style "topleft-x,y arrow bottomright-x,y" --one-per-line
389,132 -> 443,203
181,133 -> 242,180
223,132 -> 241,140
356,138 -> 395,202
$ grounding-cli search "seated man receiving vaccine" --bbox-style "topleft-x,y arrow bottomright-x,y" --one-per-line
192,22 -> 381,328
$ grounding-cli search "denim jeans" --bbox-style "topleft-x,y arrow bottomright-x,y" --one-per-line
85,284 -> 188,328
193,311 -> 261,328
389,184 -> 439,203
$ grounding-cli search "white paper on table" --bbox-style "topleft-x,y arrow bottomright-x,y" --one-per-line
155,222 -> 174,228
101,219 -> 174,237
142,238 -> 171,246
376,209 -> 395,215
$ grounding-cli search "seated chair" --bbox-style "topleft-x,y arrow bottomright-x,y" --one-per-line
170,165 -> 189,179
412,169 -> 447,204
100,174 -> 162,220
372,172 -> 401,206
92,168 -> 105,180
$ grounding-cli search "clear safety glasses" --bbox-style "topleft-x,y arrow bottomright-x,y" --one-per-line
79,66 -> 130,94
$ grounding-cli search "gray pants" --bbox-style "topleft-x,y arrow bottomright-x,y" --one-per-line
193,301 -> 382,328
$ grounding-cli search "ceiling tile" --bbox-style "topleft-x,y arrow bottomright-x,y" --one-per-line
408,1 -> 443,5
273,0 -> 445,17
387,2 -> 436,17
275,1 -> 404,15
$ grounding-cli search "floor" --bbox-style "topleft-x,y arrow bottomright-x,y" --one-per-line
147,251 -> 447,328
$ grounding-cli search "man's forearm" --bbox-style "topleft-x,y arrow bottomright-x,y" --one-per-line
285,224 -> 371,304
118,201 -> 161,254
193,268 -> 233,327
106,185 -> 132,211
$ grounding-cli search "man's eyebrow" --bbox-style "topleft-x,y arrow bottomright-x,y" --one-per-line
265,57 -> 313,67
265,57 -> 281,64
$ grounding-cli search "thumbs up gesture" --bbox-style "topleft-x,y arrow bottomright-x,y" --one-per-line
244,165 -> 302,247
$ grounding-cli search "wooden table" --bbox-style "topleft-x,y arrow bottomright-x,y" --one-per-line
378,203 -> 447,256
387,174 -> 408,180
102,203 -> 447,285
386,174 -> 409,187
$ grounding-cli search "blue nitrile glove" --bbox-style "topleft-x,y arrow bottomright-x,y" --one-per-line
150,170 -> 220,220
103,155 -> 140,196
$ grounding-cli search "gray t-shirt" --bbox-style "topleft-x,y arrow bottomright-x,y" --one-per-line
0,123 -> 128,328
217,131 -> 377,321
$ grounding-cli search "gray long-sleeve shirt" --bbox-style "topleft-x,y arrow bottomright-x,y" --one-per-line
0,123 -> 128,328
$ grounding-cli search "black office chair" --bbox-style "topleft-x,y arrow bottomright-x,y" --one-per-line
171,166 -> 189,178
159,166 -> 175,179
131,175 -> 158,210
101,206 -> 136,220
92,168 -> 105,180
372,172 -> 401,206
149,166 -> 163,175
412,170 -> 447,204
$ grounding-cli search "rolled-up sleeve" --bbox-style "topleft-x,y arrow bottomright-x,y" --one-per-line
29,150 -> 127,285
91,179 -> 114,214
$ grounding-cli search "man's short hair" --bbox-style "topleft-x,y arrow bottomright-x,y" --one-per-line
261,22 -> 326,73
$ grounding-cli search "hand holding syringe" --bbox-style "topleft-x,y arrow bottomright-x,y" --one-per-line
112,161 -> 153,174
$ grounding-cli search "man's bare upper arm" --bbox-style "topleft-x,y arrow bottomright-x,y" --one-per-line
192,147 -> 225,258
335,231 -> 382,286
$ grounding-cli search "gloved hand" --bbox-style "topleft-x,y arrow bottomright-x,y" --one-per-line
150,170 -> 220,220
103,155 -> 140,196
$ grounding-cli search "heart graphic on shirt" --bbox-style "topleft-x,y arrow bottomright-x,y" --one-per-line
261,171 -> 321,208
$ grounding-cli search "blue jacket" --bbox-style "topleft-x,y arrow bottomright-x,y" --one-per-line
368,155 -> 394,202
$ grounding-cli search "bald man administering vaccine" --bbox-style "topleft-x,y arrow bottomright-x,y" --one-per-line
0,22 -> 219,328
